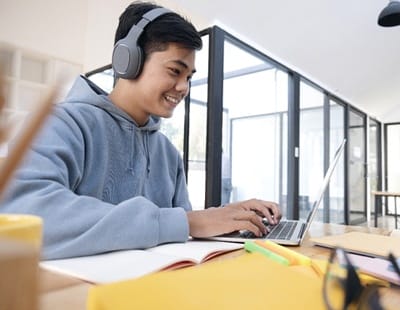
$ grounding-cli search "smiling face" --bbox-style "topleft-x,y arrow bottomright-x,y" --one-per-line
109,43 -> 196,126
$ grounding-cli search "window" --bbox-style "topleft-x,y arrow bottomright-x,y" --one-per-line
348,108 -> 367,224
299,81 -> 324,220
385,123 -> 400,215
329,100 -> 345,223
222,38 -> 288,215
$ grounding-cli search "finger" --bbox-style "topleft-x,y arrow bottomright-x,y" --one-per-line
264,202 -> 281,224
235,210 -> 267,235
265,203 -> 281,224
242,222 -> 265,237
270,203 -> 282,224
248,201 -> 280,224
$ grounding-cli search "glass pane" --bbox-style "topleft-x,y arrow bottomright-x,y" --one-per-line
231,115 -> 282,202
329,101 -> 345,224
87,68 -> 114,93
222,39 -> 288,212
387,124 -> 400,214
224,40 -> 266,72
369,119 -> 379,219
187,102 -> 207,210
299,81 -> 324,220
186,35 -> 209,210
348,109 -> 366,224
160,102 -> 185,155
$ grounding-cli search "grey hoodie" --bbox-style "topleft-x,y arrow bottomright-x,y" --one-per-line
1,76 -> 191,259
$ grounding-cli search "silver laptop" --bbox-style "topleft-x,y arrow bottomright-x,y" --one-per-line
207,139 -> 346,246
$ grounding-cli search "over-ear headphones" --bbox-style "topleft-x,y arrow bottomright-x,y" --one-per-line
112,7 -> 171,80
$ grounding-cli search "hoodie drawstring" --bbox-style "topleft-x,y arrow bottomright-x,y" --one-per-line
143,131 -> 150,176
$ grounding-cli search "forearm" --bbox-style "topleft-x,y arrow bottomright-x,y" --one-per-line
3,181 -> 189,259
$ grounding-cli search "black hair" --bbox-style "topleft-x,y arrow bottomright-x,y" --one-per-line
114,1 -> 202,57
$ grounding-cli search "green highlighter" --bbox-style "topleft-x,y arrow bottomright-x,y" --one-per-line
244,241 -> 290,266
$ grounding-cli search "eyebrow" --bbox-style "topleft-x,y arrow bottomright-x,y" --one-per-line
172,60 -> 197,74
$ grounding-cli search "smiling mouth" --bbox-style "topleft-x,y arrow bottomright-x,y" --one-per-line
164,95 -> 181,105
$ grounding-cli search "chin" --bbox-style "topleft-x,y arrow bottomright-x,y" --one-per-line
154,112 -> 172,119
161,109 -> 175,118
163,113 -> 174,119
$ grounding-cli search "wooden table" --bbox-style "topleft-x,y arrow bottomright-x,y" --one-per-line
38,222 -> 394,310
372,191 -> 400,229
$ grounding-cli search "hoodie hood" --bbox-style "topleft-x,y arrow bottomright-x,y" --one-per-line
64,75 -> 161,176
64,75 -> 161,132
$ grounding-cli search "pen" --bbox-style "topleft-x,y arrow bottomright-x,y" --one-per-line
244,241 -> 290,266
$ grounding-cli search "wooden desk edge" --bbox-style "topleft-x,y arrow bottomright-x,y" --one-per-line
371,191 -> 400,197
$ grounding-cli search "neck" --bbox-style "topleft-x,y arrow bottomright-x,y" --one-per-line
108,80 -> 148,126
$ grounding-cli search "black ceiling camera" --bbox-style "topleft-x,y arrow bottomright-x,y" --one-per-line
112,7 -> 171,79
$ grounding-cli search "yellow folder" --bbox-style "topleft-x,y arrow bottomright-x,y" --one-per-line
87,252 -> 325,310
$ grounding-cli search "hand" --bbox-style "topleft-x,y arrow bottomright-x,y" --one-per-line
186,199 -> 281,238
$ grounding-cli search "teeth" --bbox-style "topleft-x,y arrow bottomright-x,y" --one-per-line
165,95 -> 180,104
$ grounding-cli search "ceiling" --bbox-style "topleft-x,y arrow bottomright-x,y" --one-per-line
167,0 -> 400,123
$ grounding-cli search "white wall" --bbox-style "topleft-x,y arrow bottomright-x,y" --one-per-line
0,0 -> 211,73
84,0 -> 129,71
0,0 -> 87,66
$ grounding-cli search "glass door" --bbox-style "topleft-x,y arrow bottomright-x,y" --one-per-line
348,108 -> 367,224
329,101 -> 345,224
368,119 -> 380,222
222,38 -> 288,213
299,81 -> 324,220
386,123 -> 400,216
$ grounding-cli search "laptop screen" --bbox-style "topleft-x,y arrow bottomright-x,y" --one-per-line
304,139 -> 346,226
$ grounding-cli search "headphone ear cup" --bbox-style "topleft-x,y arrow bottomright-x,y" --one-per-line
112,39 -> 143,80
112,7 -> 171,80
131,46 -> 144,78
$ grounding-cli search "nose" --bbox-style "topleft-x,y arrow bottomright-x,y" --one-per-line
175,77 -> 190,96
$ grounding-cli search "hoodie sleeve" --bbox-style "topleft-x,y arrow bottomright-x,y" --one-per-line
1,108 -> 190,260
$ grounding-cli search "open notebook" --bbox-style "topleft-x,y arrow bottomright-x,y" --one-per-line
40,240 -> 243,284
206,139 -> 346,246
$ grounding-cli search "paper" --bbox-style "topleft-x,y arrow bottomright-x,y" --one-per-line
40,240 -> 242,284
310,231 -> 400,258
348,253 -> 400,285
390,229 -> 400,238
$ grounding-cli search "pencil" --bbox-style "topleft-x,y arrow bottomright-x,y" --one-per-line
0,66 -> 7,144
0,85 -> 58,200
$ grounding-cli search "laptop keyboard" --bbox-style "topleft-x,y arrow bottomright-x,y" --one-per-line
267,221 -> 297,239
239,220 -> 297,240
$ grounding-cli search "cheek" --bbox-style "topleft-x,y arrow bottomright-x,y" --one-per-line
146,72 -> 173,91
184,87 -> 190,97
140,78 -> 162,96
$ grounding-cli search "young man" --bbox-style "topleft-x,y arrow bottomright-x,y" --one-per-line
1,1 -> 281,259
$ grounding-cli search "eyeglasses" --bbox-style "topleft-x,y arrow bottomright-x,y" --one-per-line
323,248 -> 400,310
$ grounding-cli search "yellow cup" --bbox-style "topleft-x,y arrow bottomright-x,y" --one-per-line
0,214 -> 42,310
0,214 -> 42,249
